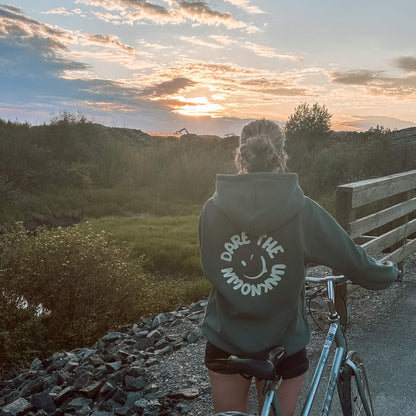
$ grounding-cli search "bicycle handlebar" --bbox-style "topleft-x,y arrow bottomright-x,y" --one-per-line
305,275 -> 347,283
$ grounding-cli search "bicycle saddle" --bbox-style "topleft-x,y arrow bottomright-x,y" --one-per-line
206,346 -> 285,380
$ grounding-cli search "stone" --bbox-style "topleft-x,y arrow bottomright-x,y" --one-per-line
99,381 -> 115,396
82,348 -> 98,361
133,398 -> 148,411
186,331 -> 199,344
86,355 -> 105,367
147,329 -> 163,340
67,397 -> 92,410
176,403 -> 191,414
179,387 -> 199,399
135,337 -> 154,351
30,358 -> 42,370
153,345 -> 173,356
139,317 -> 153,329
145,357 -> 160,367
126,366 -> 142,378
79,381 -> 102,398
152,312 -> 175,328
114,406 -> 133,416
74,371 -> 94,390
2,398 -> 33,415
31,392 -> 56,414
124,375 -> 145,391
111,388 -> 128,405
124,392 -> 143,408
105,361 -> 122,372
20,377 -> 45,397
54,386 -> 75,405
90,411 -> 114,416
101,332 -> 124,342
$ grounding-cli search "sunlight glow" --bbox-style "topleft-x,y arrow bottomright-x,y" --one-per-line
170,96 -> 225,117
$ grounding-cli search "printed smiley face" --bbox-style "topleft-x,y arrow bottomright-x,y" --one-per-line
241,254 -> 268,280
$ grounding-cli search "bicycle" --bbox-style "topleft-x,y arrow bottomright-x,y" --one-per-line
210,275 -> 375,416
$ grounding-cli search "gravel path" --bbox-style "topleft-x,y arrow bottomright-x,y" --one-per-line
147,255 -> 415,415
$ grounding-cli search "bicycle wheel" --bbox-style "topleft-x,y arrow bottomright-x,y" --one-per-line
337,351 -> 374,416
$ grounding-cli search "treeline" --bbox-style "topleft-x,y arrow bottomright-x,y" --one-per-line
0,113 -> 237,224
1,114 -> 414,224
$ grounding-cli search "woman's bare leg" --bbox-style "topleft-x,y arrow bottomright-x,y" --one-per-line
256,374 -> 305,416
208,369 -> 252,413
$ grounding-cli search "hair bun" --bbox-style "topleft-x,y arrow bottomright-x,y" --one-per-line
236,119 -> 287,173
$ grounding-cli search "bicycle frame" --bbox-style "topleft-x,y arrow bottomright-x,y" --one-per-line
259,276 -> 373,416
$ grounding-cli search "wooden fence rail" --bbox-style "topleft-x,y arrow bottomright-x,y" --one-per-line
335,169 -> 416,324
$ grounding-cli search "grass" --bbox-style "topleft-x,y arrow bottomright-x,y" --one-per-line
87,214 -> 212,305
18,186 -> 203,223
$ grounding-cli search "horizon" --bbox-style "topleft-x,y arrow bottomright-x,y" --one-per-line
1,1 -> 416,136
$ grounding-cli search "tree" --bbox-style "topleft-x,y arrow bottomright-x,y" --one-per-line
285,102 -> 332,151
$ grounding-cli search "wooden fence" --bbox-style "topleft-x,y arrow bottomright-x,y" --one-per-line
335,169 -> 416,324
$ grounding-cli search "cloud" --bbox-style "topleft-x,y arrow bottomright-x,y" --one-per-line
209,34 -> 235,45
43,8 -> 73,16
140,40 -> 168,50
129,59 -> 313,119
330,68 -> 416,98
338,115 -> 416,131
223,0 -> 265,14
140,77 -> 195,97
82,33 -> 135,54
76,0 -> 260,32
395,56 -> 416,73
330,69 -> 383,85
244,42 -> 303,61
180,35 -> 224,49
1,4 -> 23,13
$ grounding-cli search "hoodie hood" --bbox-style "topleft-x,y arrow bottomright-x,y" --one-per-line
213,172 -> 305,236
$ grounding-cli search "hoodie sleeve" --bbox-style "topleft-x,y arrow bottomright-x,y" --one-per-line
303,198 -> 398,289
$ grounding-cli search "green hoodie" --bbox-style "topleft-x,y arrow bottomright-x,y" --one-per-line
199,172 -> 398,356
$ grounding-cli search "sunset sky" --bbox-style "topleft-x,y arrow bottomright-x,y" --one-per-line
1,1 -> 416,135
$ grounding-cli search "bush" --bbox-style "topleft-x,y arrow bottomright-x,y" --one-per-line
285,102 -> 332,151
0,222 -> 180,369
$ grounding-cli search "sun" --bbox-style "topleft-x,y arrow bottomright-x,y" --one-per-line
167,95 -> 225,117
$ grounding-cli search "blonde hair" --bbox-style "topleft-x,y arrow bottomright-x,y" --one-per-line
235,119 -> 287,173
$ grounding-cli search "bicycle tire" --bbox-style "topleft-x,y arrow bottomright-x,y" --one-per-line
337,351 -> 374,416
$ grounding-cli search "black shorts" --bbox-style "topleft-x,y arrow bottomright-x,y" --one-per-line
205,341 -> 309,380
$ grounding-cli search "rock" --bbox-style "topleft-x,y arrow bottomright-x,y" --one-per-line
79,381 -> 102,398
2,398 -> 33,415
101,332 -> 125,342
20,377 -> 45,397
54,386 -> 75,405
0,298 -> 211,416
105,361 -> 122,372
31,392 -> 56,414
67,396 -> 92,410
82,348 -> 98,361
152,312 -> 175,328
86,355 -> 105,367
124,375 -> 145,391
30,358 -> 42,371
179,387 -> 200,399
145,357 -> 160,367
186,331 -> 199,344
73,371 -> 94,389
135,337 -> 155,351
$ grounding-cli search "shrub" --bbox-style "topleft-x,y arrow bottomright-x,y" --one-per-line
0,222 -> 179,369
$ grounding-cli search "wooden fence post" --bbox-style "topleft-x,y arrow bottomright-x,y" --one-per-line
335,186 -> 355,326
